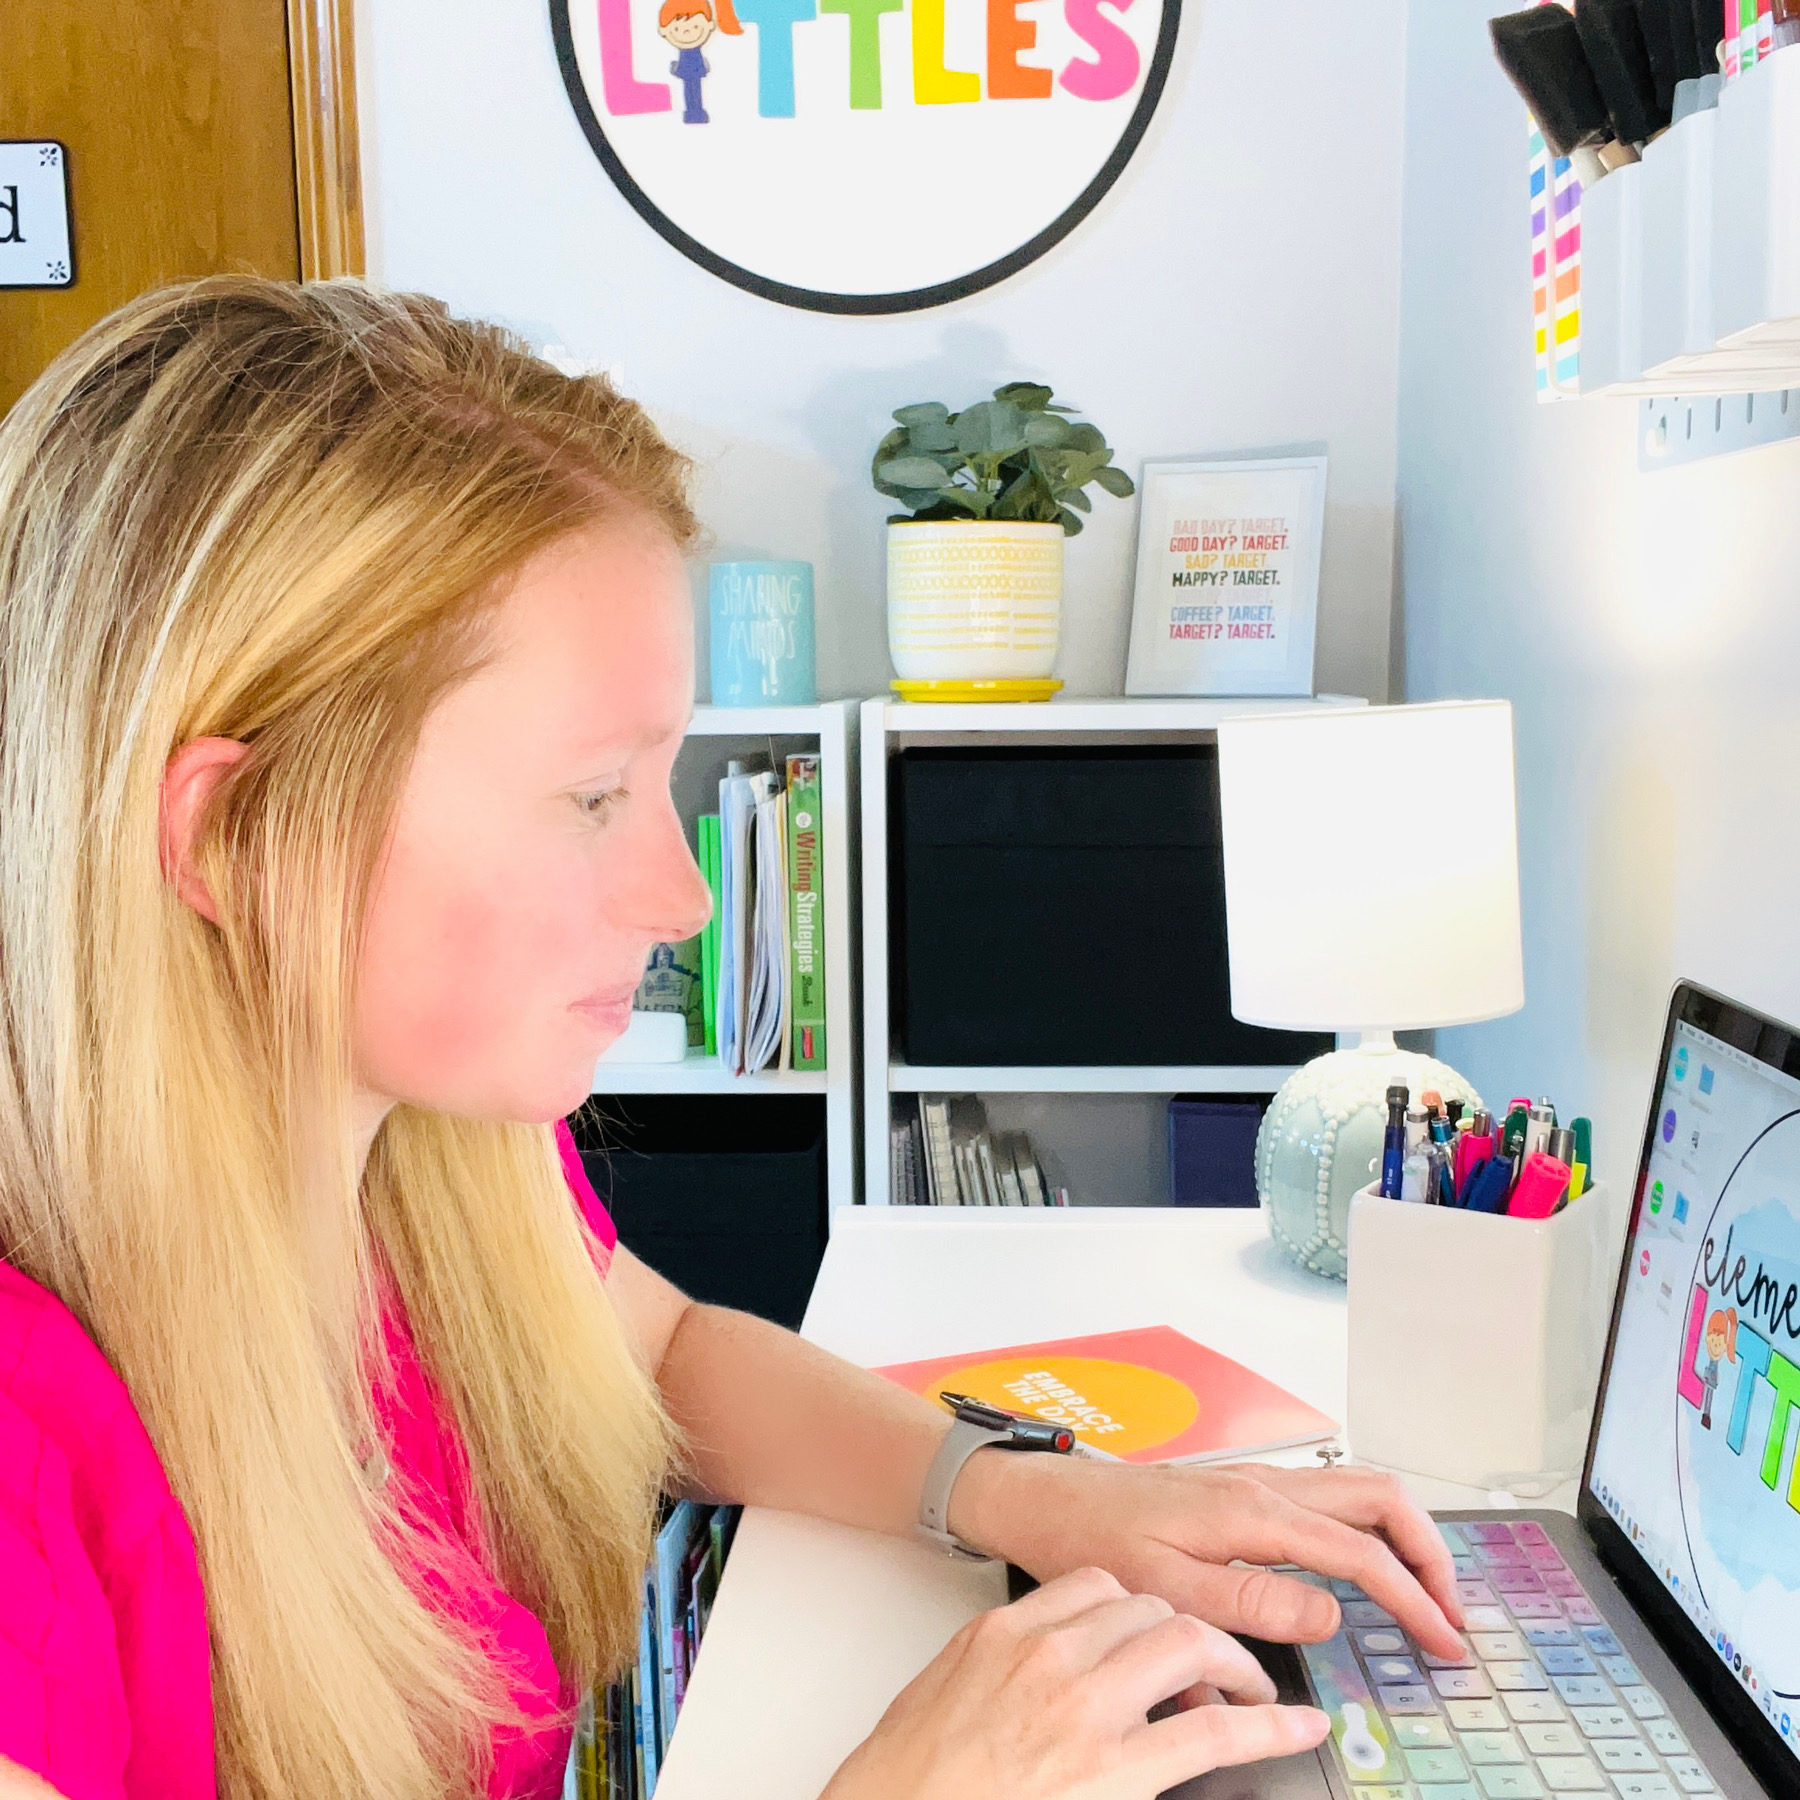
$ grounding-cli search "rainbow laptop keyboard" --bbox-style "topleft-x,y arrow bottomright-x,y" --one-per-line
1298,1520 -> 1719,1800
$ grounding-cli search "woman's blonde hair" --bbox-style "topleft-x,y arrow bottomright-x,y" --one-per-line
0,278 -> 692,1797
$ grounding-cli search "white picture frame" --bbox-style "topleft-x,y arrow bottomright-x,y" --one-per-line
1123,452 -> 1327,697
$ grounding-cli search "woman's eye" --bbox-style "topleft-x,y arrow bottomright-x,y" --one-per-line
578,787 -> 627,820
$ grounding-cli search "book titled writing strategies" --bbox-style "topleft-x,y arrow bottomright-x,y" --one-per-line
876,1325 -> 1337,1465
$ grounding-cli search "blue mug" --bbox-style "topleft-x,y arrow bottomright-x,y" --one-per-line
709,561 -> 816,706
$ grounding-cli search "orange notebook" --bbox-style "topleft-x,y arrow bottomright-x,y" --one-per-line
875,1325 -> 1338,1466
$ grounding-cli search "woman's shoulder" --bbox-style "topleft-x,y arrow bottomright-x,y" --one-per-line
0,1262 -> 214,1799
0,1260 -> 191,1565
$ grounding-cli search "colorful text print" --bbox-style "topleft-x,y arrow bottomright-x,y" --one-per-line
553,0 -> 1176,305
929,1355 -> 1199,1457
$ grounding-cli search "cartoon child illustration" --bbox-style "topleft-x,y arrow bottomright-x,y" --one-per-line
659,0 -> 740,125
1699,1307 -> 1737,1428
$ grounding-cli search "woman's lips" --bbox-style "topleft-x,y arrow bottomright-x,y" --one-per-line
572,989 -> 638,1033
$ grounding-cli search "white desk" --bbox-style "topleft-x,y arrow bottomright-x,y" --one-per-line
655,1209 -> 1578,1800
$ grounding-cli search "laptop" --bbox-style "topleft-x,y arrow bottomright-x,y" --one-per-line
1189,981 -> 1799,1800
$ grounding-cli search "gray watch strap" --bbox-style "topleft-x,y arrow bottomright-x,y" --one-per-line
918,1417 -> 1010,1559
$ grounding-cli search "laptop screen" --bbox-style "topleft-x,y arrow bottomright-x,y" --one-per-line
1585,994 -> 1800,1777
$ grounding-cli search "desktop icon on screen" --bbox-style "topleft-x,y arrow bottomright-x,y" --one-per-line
1699,1064 -> 1715,1094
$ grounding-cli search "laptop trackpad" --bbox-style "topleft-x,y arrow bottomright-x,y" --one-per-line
1162,1637 -> 1334,1800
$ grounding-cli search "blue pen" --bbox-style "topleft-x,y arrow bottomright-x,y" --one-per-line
1379,1084 -> 1408,1199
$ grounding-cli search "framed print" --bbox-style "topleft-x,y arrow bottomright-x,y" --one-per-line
1124,453 -> 1326,697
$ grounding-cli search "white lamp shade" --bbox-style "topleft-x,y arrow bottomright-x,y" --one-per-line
1216,701 -> 1524,1033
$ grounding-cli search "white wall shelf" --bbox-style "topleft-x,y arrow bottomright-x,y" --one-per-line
1582,46 -> 1800,400
889,1064 -> 1296,1095
593,701 -> 857,1211
860,694 -> 1360,1208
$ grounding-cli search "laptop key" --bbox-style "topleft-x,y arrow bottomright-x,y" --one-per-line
1539,1649 -> 1596,1676
1525,1627 -> 1581,1648
1597,1658 -> 1639,1686
1361,1630 -> 1409,1655
1345,1602 -> 1399,1627
1371,1657 -> 1426,1685
1446,1701 -> 1510,1731
1662,1759 -> 1713,1794
1382,1684 -> 1441,1715
1393,1716 -> 1455,1749
1543,1572 -> 1586,1598
1536,1758 -> 1607,1792
1551,1678 -> 1614,1705
1592,1743 -> 1657,1774
1506,1597 -> 1565,1620
1502,1694 -> 1567,1724
1475,1768 -> 1545,1799
1331,1578 -> 1366,1599
1461,1733 -> 1526,1765
1416,1786 -> 1481,1800
1642,1721 -> 1688,1757
1459,1580 -> 1499,1606
1465,1606 -> 1513,1631
1520,1725 -> 1585,1756
1607,1777 -> 1677,1799
1562,1599 -> 1601,1625
1406,1749 -> 1470,1783
1568,1707 -> 1637,1738
1435,1670 -> 1495,1699
1347,1788 -> 1412,1800
1471,1634 -> 1528,1661
1425,1649 -> 1481,1670
1614,1688 -> 1664,1720
1580,1629 -> 1623,1657
1490,1664 -> 1550,1692
1511,1522 -> 1552,1546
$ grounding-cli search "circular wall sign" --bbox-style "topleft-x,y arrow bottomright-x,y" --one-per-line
549,0 -> 1179,313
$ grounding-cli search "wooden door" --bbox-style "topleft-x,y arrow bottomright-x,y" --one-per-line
0,0 -> 361,413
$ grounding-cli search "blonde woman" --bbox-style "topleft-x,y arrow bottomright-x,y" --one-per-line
0,279 -> 1463,1800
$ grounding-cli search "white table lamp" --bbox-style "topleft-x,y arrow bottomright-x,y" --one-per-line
1216,700 -> 1525,1277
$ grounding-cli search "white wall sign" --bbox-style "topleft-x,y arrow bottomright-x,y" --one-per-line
550,0 -> 1178,312
1124,454 -> 1327,698
0,143 -> 74,290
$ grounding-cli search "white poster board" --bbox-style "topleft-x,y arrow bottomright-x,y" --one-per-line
0,143 -> 74,291
1124,453 -> 1326,697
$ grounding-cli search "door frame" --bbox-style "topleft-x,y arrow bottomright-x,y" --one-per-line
288,0 -> 364,279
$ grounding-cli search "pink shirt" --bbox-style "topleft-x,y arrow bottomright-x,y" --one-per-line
0,1121 -> 617,1800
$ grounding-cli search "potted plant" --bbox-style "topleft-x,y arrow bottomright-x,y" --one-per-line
873,383 -> 1134,692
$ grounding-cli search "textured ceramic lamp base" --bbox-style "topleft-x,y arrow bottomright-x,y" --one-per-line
1257,1037 -> 1484,1280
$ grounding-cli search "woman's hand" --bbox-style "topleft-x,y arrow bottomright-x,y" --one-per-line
821,1567 -> 1328,1800
950,1455 -> 1467,1662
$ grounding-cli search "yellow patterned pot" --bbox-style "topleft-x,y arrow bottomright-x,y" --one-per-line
886,520 -> 1064,681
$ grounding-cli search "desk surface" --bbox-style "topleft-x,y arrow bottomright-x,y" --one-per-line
655,1208 -> 1578,1800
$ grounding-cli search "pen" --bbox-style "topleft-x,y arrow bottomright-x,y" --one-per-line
1379,1084 -> 1408,1200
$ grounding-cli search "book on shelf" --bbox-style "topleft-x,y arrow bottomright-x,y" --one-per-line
785,754 -> 826,1071
876,1325 -> 1338,1465
694,757 -> 827,1078
573,1504 -> 742,1799
893,1096 -> 1069,1206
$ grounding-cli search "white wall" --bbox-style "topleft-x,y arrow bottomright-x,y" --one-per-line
359,0 -> 1410,700
1397,1 -> 1800,1194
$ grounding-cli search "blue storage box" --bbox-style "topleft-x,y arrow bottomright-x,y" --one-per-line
1168,1096 -> 1268,1208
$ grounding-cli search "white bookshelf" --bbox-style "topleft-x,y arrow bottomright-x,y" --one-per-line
592,701 -> 857,1211
859,694 -> 1363,1207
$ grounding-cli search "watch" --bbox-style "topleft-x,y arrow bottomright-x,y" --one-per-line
917,1391 -> 1077,1560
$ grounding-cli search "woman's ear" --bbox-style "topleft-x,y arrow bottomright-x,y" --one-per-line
160,737 -> 250,924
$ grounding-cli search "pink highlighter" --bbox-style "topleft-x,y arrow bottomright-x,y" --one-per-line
1507,1151 -> 1573,1220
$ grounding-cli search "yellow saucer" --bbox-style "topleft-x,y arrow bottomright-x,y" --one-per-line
890,679 -> 1064,703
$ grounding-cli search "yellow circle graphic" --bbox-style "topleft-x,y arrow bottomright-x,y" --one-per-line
930,1356 -> 1199,1458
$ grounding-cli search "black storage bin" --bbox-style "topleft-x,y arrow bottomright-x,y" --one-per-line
570,1095 -> 827,1331
891,745 -> 1333,1068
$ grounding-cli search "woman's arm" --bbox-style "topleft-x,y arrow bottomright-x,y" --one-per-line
0,1759 -> 65,1800
606,1247 -> 1466,1656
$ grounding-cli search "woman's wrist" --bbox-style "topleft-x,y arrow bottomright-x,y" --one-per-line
941,1439 -> 1072,1564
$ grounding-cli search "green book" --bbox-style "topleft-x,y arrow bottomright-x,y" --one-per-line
785,755 -> 825,1070
697,814 -> 721,1058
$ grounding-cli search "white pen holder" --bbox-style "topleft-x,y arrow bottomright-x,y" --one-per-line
1346,1181 -> 1625,1496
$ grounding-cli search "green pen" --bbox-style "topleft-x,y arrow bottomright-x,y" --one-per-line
1501,1105 -> 1530,1182
1571,1116 -> 1593,1198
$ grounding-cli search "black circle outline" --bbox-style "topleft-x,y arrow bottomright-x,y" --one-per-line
1671,1103 -> 1800,1704
548,0 -> 1182,314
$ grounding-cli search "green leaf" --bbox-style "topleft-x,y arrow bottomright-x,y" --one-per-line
993,381 -> 1054,412
1057,486 -> 1092,512
954,400 -> 1028,460
893,401 -> 950,427
1093,463 -> 1136,498
879,456 -> 959,489
1057,507 -> 1084,535
906,419 -> 958,454
1023,413 -> 1072,449
1064,422 -> 1105,455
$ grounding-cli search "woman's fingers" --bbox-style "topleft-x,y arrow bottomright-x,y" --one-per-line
1131,1700 -> 1331,1791
1096,1610 -> 1278,1712
1252,1469 -> 1465,1629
